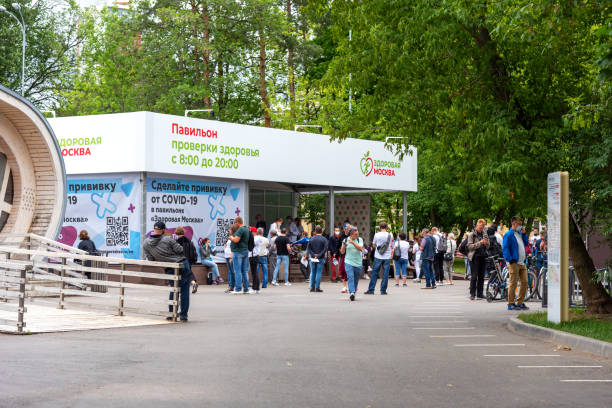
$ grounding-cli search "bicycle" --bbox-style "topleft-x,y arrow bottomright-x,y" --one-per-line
487,256 -> 536,302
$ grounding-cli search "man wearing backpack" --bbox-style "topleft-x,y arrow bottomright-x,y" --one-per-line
175,226 -> 199,293
467,219 -> 490,300
434,228 -> 447,284
365,222 -> 393,295
419,228 -> 437,288
229,216 -> 251,294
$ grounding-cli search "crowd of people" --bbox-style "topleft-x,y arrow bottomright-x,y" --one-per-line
75,214 -> 547,321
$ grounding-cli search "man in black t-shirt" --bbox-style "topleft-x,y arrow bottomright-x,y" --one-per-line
271,228 -> 292,286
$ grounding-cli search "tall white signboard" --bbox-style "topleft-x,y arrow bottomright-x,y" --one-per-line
547,171 -> 569,323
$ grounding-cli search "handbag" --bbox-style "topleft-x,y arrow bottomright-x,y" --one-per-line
393,243 -> 401,260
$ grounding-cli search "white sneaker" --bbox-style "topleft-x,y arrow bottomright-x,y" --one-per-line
231,290 -> 242,294
248,289 -> 257,294
284,282 -> 292,286
364,274 -> 370,280
271,281 -> 279,286
341,287 -> 348,293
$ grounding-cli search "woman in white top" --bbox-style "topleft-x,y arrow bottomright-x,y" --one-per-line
392,232 -> 411,287
413,235 -> 423,283
443,233 -> 457,285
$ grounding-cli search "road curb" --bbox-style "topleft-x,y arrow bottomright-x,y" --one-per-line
507,317 -> 612,359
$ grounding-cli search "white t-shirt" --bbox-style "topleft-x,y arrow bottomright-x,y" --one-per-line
224,240 -> 232,258
256,236 -> 269,256
398,240 -> 410,259
432,233 -> 441,252
373,231 -> 392,260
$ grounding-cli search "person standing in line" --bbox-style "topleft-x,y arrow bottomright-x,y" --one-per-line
77,230 -> 97,278
412,235 -> 423,283
271,228 -> 292,286
419,228 -> 436,289
268,229 -> 278,277
255,214 -> 267,235
224,237 -> 235,294
467,219 -> 489,300
247,226 -> 259,294
293,231 -> 311,281
431,227 -> 445,284
337,223 -> 351,293
255,227 -> 270,289
393,232 -> 410,287
328,226 -> 341,282
502,216 -> 530,310
307,225 -> 328,293
295,218 -> 304,240
365,222 -> 393,295
175,227 -> 199,293
268,217 -> 281,239
287,216 -> 298,242
199,237 -> 222,285
341,227 -> 364,301
443,233 -> 457,285
143,221 -> 193,321
229,216 -> 251,294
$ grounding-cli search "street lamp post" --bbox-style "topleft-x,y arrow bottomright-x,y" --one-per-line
0,3 -> 26,95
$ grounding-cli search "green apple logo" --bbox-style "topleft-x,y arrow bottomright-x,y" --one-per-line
360,151 -> 374,176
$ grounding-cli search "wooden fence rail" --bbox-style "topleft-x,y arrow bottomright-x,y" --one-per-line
0,236 -> 184,334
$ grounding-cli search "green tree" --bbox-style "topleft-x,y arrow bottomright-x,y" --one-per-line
316,0 -> 611,312
0,0 -> 83,107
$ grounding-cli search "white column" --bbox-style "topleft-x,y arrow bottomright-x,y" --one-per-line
402,191 -> 407,234
329,187 -> 335,234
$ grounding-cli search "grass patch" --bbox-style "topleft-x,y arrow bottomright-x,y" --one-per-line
453,257 -> 466,274
518,309 -> 612,343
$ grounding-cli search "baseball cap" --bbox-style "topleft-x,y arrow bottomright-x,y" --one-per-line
154,221 -> 166,230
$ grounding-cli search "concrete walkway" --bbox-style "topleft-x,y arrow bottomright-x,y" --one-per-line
1,280 -> 610,408
0,303 -> 169,334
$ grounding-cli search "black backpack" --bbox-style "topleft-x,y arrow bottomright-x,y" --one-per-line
247,229 -> 255,252
457,237 -> 468,256
180,239 -> 197,264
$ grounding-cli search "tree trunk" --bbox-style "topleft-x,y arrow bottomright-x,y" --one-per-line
191,0 -> 211,109
217,60 -> 224,116
259,35 -> 271,127
287,0 -> 296,123
493,208 -> 505,225
569,216 -> 612,314
429,208 -> 437,227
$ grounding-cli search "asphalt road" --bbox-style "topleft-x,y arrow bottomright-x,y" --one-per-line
1,280 -> 611,408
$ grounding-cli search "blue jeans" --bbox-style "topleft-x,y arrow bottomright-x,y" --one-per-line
394,258 -> 408,277
368,258 -> 391,293
273,254 -> 290,282
422,258 -> 436,287
201,259 -> 219,280
167,260 -> 192,319
233,250 -> 249,292
345,263 -> 362,294
309,259 -> 325,289
258,256 -> 269,287
225,258 -> 235,290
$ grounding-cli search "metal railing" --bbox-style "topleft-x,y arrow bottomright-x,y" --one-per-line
0,234 -> 182,334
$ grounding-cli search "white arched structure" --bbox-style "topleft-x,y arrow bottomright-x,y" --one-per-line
0,84 -> 66,239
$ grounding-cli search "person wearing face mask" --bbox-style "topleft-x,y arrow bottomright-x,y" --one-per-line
502,216 -> 530,310
328,227 -> 341,281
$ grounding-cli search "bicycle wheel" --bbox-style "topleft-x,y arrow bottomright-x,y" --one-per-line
486,273 -> 502,301
538,267 -> 547,301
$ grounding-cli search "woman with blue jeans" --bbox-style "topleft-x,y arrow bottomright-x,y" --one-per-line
393,232 -> 410,287
341,227 -> 364,301
199,238 -> 222,284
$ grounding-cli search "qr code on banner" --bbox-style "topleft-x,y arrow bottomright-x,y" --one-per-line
215,218 -> 234,246
106,216 -> 129,247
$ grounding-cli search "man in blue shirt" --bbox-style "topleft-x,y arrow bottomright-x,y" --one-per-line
419,228 -> 436,289
502,216 -> 531,310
